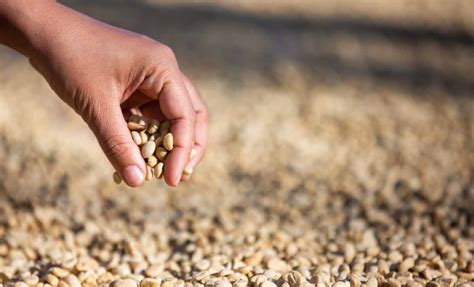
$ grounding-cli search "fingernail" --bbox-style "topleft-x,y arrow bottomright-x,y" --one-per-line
122,165 -> 144,186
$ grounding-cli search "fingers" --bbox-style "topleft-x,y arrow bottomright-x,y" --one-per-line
89,101 -> 146,187
139,72 -> 195,187
180,73 -> 208,181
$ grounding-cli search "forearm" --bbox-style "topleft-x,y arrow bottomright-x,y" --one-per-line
0,1 -> 72,59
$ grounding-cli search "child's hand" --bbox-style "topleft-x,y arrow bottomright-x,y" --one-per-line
0,1 -> 208,187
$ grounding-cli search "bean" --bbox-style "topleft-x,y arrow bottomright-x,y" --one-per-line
113,172 -> 122,184
131,131 -> 142,145
148,155 -> 158,168
155,147 -> 168,161
145,165 -> 153,181
159,121 -> 171,135
154,162 -> 164,179
128,121 -> 146,131
141,141 -> 156,159
163,133 -> 173,151
147,120 -> 160,134
183,167 -> 193,176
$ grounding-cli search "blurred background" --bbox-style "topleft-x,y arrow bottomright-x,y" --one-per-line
0,0 -> 473,283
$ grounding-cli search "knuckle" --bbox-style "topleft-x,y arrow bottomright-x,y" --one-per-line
156,43 -> 176,62
101,134 -> 134,161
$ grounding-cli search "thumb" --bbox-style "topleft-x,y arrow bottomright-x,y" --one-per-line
88,102 -> 146,187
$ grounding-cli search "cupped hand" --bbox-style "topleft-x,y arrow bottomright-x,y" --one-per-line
27,3 -> 207,187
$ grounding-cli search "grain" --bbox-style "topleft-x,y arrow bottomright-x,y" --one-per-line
128,122 -> 146,131
141,141 -> 156,159
145,165 -> 153,181
154,162 -> 164,179
140,131 -> 149,144
112,279 -> 138,287
140,279 -> 161,287
159,121 -> 171,135
131,131 -> 142,145
147,120 -> 160,134
64,275 -> 81,287
163,133 -> 173,151
155,147 -> 168,161
148,155 -> 158,168
183,167 -> 193,176
113,172 -> 122,184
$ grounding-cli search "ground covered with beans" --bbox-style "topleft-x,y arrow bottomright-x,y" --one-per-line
1,1 -> 474,286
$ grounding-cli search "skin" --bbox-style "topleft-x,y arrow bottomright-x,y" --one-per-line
0,0 -> 208,187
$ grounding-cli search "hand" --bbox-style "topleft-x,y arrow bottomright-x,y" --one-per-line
0,1 -> 208,187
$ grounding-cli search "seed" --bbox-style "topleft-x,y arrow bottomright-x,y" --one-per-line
161,281 -> 174,287
233,280 -> 247,287
366,277 -> 377,287
128,115 -> 143,123
145,165 -> 153,181
147,120 -> 160,134
112,279 -> 138,287
261,281 -> 277,287
267,258 -> 288,273
140,279 -> 161,287
154,162 -> 164,179
148,155 -> 158,167
155,147 -> 168,161
141,141 -> 157,159
24,275 -> 39,285
196,259 -> 210,271
145,265 -> 162,277
163,133 -> 174,151
215,280 -> 231,287
399,258 -> 415,272
113,172 -> 122,184
128,121 -> 146,131
14,282 -> 28,287
244,252 -> 263,266
140,131 -> 149,144
51,267 -> 69,278
131,131 -> 142,145
65,274 -> 81,287
159,121 -> 171,135
45,274 -> 59,286
183,167 -> 193,176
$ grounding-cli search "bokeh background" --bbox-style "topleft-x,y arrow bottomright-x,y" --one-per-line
0,0 -> 473,284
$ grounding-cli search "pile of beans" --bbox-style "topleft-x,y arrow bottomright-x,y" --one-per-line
113,115 -> 195,184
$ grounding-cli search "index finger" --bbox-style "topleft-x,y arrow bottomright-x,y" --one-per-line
139,75 -> 196,187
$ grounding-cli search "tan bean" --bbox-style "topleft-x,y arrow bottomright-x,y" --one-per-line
141,141 -> 156,159
183,167 -> 193,176
159,121 -> 171,135
147,120 -> 160,134
154,162 -> 164,179
128,121 -> 146,131
148,155 -> 158,168
163,133 -> 174,151
131,131 -> 142,145
145,165 -> 153,181
155,147 -> 168,161
140,131 -> 149,144
113,172 -> 122,184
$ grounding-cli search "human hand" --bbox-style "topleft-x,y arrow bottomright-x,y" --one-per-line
0,1 -> 207,187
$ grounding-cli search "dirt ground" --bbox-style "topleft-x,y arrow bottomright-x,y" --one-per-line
0,1 -> 473,286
